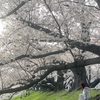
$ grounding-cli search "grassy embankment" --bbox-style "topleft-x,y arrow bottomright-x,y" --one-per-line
12,89 -> 100,100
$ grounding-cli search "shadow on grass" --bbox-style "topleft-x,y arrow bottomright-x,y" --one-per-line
90,94 -> 100,100
47,92 -> 55,96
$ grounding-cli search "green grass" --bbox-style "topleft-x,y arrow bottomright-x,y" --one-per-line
12,89 -> 100,100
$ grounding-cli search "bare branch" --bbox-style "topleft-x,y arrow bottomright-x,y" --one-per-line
0,0 -> 31,19
44,0 -> 62,37
18,18 -> 100,56
63,0 -> 100,10
0,48 -> 68,66
0,57 -> 100,94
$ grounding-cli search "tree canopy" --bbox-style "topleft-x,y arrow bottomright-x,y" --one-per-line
0,0 -> 100,96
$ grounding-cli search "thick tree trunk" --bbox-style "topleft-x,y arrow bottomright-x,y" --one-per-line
55,71 -> 64,91
71,66 -> 87,90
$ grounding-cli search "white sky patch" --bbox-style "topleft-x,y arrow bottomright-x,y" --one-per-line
0,46 -> 5,52
0,20 -> 6,36
76,23 -> 80,26
85,0 -> 97,6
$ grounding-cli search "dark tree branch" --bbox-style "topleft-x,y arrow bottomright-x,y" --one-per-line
18,17 -> 60,37
44,0 -> 62,37
16,60 -> 32,77
63,0 -> 100,10
0,0 -> 31,19
0,57 -> 100,95
19,18 -> 100,56
90,78 -> 100,88
67,39 -> 100,56
0,0 -> 99,56
0,48 -> 68,66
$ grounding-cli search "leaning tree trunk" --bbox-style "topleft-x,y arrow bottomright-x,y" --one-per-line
71,66 -> 87,90
55,71 -> 64,91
